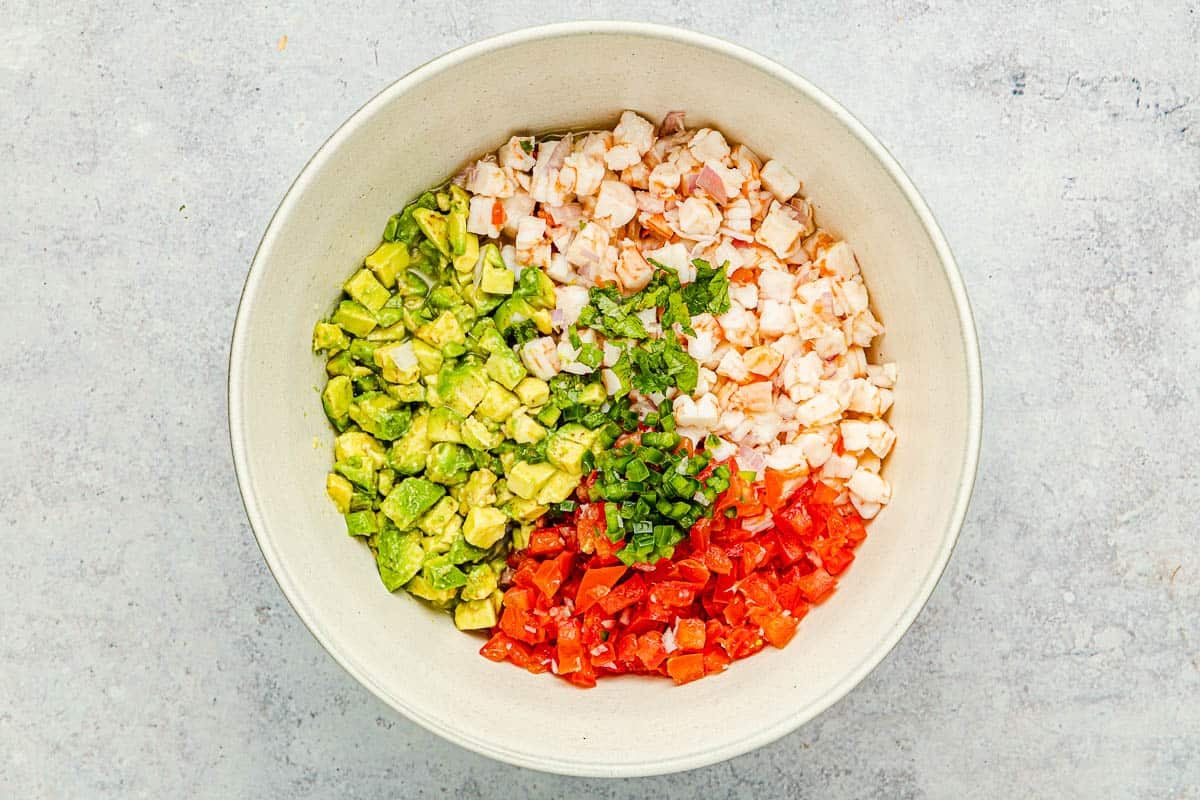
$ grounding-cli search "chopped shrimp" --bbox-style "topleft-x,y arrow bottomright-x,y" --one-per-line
520,337 -> 561,380
743,345 -> 782,377
615,241 -> 654,293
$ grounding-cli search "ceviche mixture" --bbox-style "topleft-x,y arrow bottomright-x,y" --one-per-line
313,111 -> 897,687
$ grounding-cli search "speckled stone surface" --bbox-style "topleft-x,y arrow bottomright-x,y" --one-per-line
3,2 -> 1198,797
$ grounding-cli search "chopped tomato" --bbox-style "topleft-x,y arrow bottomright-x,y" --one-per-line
795,567 -> 837,603
527,527 -> 566,557
636,631 -> 669,669
674,618 -> 707,651
532,552 -> 574,600
556,618 -> 584,674
575,565 -> 628,613
666,653 -> 706,684
764,467 -> 808,511
703,545 -> 734,575
762,613 -> 800,648
597,574 -> 647,614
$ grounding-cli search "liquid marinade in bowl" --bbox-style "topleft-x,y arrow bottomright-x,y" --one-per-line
313,111 -> 897,687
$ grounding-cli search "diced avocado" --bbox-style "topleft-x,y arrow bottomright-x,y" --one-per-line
425,442 -> 474,485
546,424 -> 598,474
536,405 -> 561,427
471,320 -> 508,355
364,240 -> 409,288
462,469 -> 498,510
376,528 -> 424,591
530,308 -> 553,334
461,563 -> 499,601
416,310 -> 466,350
485,351 -> 526,390
373,341 -> 420,385
448,185 -> 470,256
428,407 -> 464,443
480,258 -> 515,295
492,296 -> 534,334
460,283 -> 504,315
384,382 -> 425,403
313,322 -> 349,354
331,300 -> 378,337
347,392 -> 400,436
463,506 -> 509,548
348,490 -> 374,512
447,534 -> 489,565
461,415 -> 504,451
493,479 -> 514,507
380,477 -> 445,530
453,232 -> 479,274
326,473 -> 354,514
410,339 -> 443,376
421,529 -> 458,556
335,431 -> 386,469
334,456 -> 376,491
505,460 -> 558,500
428,285 -> 462,310
412,208 -> 451,257
348,338 -> 378,365
366,321 -> 407,342
505,410 -> 547,444
510,524 -> 533,551
488,588 -> 505,616
504,497 -> 550,524
344,269 -> 391,313
377,468 -> 394,497
535,470 -> 581,505
326,351 -> 371,379
474,381 -> 521,423
374,305 -> 404,328
579,382 -> 607,406
515,266 -> 557,310
454,598 -> 498,630
435,190 -> 451,212
321,376 -> 353,423
388,412 -> 430,475
417,495 -> 462,539
423,555 -> 468,590
405,574 -> 458,607
438,364 -> 489,417
514,377 -> 550,407
345,509 -> 378,537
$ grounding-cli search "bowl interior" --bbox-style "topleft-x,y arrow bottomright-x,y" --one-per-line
231,24 -> 978,776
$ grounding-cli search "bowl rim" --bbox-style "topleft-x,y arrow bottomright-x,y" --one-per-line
228,20 -> 983,778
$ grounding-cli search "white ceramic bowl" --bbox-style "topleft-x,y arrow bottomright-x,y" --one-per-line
229,22 -> 981,777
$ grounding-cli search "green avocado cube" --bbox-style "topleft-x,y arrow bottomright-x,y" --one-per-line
416,310 -> 466,350
334,456 -> 376,491
345,510 -> 378,537
344,269 -> 391,312
546,424 -> 597,474
321,376 -> 353,423
515,266 -> 557,310
405,575 -> 458,607
388,413 -> 430,475
428,407 -> 464,444
348,338 -> 378,365
463,506 -> 509,548
385,382 -> 425,403
425,443 -> 474,485
366,321 -> 407,342
462,469 -> 498,510
504,497 -> 550,524
376,528 -> 424,591
447,534 -> 489,565
373,341 -> 420,385
380,477 -> 445,530
364,241 -> 409,288
505,410 -> 547,444
313,322 -> 350,354
492,296 -> 534,335
535,406 -> 561,427
475,382 -> 521,423
410,339 -> 443,376
454,598 -> 498,630
504,461 -> 558,500
335,431 -> 387,468
413,208 -> 451,257
347,392 -> 399,436
417,496 -> 462,539
377,468 -> 394,497
438,364 -> 489,417
461,564 -> 499,601
461,415 -> 504,451
331,300 -> 378,337
579,382 -> 607,406
423,555 -> 468,590
471,320 -> 508,355
480,259 -> 515,295
535,470 -> 581,505
514,377 -> 550,407
485,351 -> 527,390
325,473 -> 354,514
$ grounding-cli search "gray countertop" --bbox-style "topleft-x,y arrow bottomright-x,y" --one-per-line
4,2 -> 1197,797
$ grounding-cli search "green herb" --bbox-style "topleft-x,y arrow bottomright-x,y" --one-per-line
519,139 -> 534,154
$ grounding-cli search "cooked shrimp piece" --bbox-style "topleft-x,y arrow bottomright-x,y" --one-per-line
498,136 -> 537,172
467,196 -> 502,238
594,180 -> 638,227
520,337 -> 562,380
743,345 -> 782,377
677,196 -> 722,238
615,242 -> 654,293
759,160 -> 800,201
717,302 -> 758,347
734,381 -> 775,413
565,221 -> 611,268
566,152 -> 606,197
715,349 -> 750,382
465,160 -> 516,198
689,128 -> 730,163
648,163 -> 680,197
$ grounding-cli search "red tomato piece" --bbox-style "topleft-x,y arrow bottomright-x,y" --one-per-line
703,545 -> 734,575
764,467 -> 808,511
761,613 -> 801,648
597,574 -> 647,614
574,565 -> 628,613
676,557 -> 711,584
479,632 -> 514,662
532,552 -> 574,600
666,653 -> 706,685
795,567 -> 837,603
636,631 -> 669,669
702,647 -> 732,674
776,498 -> 814,539
674,618 -> 707,651
527,527 -> 566,556
822,547 -> 855,576
556,618 -> 584,674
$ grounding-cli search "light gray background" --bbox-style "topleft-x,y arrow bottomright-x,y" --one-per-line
3,1 -> 1197,797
